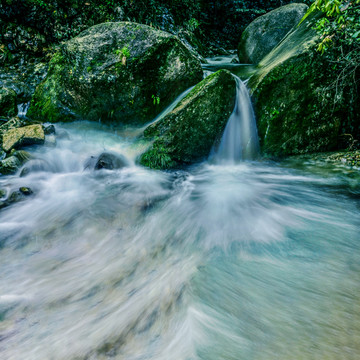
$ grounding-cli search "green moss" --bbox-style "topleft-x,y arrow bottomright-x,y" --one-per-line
27,22 -> 203,125
140,141 -> 176,170
253,52 -> 345,156
140,70 -> 236,169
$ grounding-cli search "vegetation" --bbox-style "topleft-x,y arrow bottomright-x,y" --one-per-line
0,0 -> 295,62
305,0 -> 360,148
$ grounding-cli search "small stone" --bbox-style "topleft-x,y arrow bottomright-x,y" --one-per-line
94,152 -> 129,170
43,124 -> 56,135
19,187 -> 33,196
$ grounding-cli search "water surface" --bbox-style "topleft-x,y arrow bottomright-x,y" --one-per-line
1,121 -> 359,359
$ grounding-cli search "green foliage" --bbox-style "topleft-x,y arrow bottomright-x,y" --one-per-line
186,18 -> 200,32
305,0 -> 360,53
1,0 -> 296,57
151,94 -> 160,105
140,142 -> 175,170
300,1 -> 360,145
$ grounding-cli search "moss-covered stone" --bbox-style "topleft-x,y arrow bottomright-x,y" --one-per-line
245,9 -> 359,157
238,3 -> 308,64
0,156 -> 21,175
27,22 -> 203,125
0,150 -> 31,175
2,124 -> 45,152
0,87 -> 17,118
140,69 -> 237,169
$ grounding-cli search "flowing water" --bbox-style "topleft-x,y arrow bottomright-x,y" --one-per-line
211,76 -> 259,163
1,60 -> 360,359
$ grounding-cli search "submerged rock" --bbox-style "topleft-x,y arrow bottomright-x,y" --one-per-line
94,152 -> 129,170
27,22 -> 203,125
0,88 -> 17,118
20,158 -> 51,177
0,187 -> 34,209
238,3 -> 308,64
140,69 -> 236,169
2,124 -> 45,152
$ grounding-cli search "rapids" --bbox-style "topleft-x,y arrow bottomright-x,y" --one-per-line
0,57 -> 360,359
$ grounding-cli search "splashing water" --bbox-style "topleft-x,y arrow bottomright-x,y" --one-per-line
0,121 -> 360,360
212,76 -> 259,164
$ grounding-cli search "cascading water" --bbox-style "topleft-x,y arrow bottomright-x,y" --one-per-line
211,76 -> 259,164
17,102 -> 30,118
1,57 -> 360,360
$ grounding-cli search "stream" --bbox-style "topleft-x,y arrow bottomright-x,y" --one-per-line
0,57 -> 360,360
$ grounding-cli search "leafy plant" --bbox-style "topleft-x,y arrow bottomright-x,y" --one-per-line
114,46 -> 130,66
152,94 -> 160,105
186,18 -> 200,32
140,143 -> 175,169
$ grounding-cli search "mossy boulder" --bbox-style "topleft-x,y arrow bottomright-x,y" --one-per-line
238,3 -> 308,64
248,11 -> 359,156
2,124 -> 45,152
0,88 -> 17,118
140,69 -> 237,169
27,22 -> 203,124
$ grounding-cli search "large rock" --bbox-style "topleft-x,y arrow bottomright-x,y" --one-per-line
0,87 -> 17,118
140,69 -> 237,169
27,22 -> 203,124
238,3 -> 308,64
2,124 -> 45,152
248,11 -> 360,156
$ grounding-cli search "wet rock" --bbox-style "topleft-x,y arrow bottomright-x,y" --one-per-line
246,11 -> 353,156
27,22 -> 203,125
0,150 -> 31,175
0,188 -> 6,198
0,156 -> 21,175
20,159 -> 51,177
8,187 -> 33,203
94,152 -> 129,170
0,88 -> 17,118
83,156 -> 97,171
11,150 -> 31,163
2,124 -> 45,152
19,187 -> 33,196
140,69 -> 236,169
0,187 -> 34,209
43,124 -> 56,135
238,3 -> 308,64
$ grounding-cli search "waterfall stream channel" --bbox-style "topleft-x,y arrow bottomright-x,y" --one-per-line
1,56 -> 360,360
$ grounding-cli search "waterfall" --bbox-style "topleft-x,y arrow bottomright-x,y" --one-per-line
17,102 -> 30,118
212,76 -> 259,164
